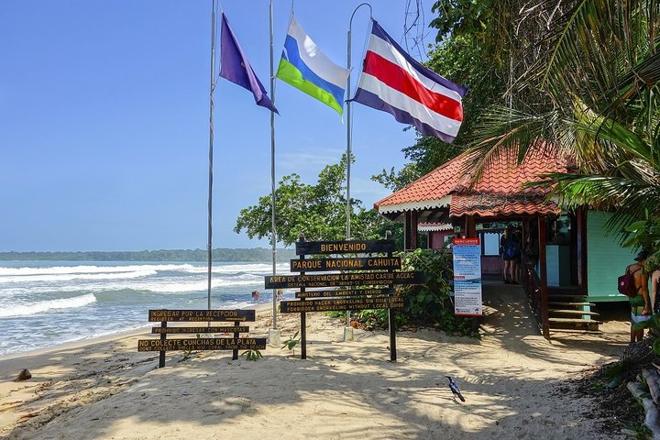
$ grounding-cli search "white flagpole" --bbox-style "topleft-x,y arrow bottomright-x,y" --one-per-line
268,0 -> 281,345
206,0 -> 218,311
344,2 -> 372,339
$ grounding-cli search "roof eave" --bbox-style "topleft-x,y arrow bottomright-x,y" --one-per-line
377,195 -> 452,215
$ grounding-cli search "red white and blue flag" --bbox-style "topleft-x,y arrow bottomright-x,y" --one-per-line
353,20 -> 467,143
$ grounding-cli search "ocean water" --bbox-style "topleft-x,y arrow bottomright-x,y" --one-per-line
0,261 -> 290,356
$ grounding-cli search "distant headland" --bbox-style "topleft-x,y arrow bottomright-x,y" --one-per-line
0,248 -> 296,262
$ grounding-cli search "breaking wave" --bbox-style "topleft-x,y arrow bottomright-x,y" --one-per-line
0,293 -> 97,318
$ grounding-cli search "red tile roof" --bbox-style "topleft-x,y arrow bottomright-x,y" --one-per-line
375,147 -> 571,217
374,154 -> 466,214
449,194 -> 560,218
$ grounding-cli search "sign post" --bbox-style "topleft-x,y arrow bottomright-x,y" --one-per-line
266,236 -> 423,361
138,309 -> 263,368
452,237 -> 483,317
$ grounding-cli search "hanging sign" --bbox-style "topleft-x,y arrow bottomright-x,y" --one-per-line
452,237 -> 483,317
290,257 -> 401,272
295,288 -> 393,299
295,239 -> 395,255
265,271 -> 423,289
148,309 -> 255,322
137,337 -> 266,352
280,296 -> 404,313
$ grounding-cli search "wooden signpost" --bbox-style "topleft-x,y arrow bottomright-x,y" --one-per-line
266,237 -> 424,362
264,271 -> 424,289
138,309 -> 265,368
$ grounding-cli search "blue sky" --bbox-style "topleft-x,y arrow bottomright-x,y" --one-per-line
0,0 -> 434,251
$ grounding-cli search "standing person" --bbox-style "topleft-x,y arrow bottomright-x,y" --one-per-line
651,267 -> 660,314
627,250 -> 651,342
501,227 -> 521,284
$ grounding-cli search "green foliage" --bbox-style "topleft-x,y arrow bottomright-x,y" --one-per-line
281,331 -> 301,355
623,214 -> 660,272
372,3 -> 511,191
465,1 -> 659,241
398,249 -> 478,336
240,349 -> 263,361
236,154 -> 398,246
352,249 -> 479,336
356,309 -> 388,331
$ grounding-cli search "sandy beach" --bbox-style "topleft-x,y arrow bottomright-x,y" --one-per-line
0,285 -> 629,440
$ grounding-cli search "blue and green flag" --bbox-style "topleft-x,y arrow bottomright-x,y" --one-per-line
276,17 -> 349,115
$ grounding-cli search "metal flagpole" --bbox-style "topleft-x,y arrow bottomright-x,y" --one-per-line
344,2 -> 372,337
206,0 -> 218,311
268,0 -> 281,344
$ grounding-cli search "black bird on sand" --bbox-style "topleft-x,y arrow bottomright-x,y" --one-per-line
446,376 -> 465,402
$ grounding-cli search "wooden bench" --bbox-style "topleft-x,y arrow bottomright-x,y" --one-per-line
137,309 -> 266,367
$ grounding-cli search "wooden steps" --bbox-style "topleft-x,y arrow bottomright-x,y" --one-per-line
549,317 -> 603,324
549,302 -> 595,307
549,317 -> 601,331
548,309 -> 599,316
546,292 -> 601,333
548,294 -> 590,301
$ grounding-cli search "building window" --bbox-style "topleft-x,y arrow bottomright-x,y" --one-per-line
483,232 -> 502,256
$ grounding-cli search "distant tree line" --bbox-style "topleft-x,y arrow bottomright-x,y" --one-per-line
0,248 -> 296,262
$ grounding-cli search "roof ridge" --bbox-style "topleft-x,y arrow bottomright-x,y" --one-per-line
374,151 -> 469,207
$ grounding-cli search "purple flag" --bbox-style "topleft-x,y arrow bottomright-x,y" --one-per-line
219,13 -> 278,113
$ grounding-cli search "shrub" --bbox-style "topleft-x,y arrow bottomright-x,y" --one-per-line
352,248 -> 479,337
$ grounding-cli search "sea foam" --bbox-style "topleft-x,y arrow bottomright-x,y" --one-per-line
0,293 -> 97,318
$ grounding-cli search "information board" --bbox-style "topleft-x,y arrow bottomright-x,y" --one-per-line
295,239 -> 395,255
273,237 -> 413,362
452,237 -> 483,317
295,288 -> 392,299
265,271 -> 423,289
139,308 -> 258,367
148,309 -> 255,322
137,337 -> 266,352
290,257 -> 401,272
280,296 -> 404,313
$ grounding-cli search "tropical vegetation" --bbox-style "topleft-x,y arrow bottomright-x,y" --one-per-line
382,0 -> 658,266
235,155 -> 401,246
353,249 -> 479,337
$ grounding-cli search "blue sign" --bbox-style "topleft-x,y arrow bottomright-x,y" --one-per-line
452,238 -> 483,316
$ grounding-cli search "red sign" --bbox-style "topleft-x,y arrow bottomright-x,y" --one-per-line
453,237 -> 480,246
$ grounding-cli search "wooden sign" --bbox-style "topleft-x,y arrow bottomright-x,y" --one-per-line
265,271 -> 424,289
148,309 -> 255,322
280,296 -> 404,313
290,257 -> 401,272
295,239 -> 395,255
137,337 -> 266,352
151,326 -> 250,334
296,288 -> 392,299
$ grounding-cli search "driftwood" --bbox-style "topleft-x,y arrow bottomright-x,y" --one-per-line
627,381 -> 660,439
643,369 -> 660,405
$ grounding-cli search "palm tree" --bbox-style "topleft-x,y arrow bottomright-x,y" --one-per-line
466,0 -> 659,256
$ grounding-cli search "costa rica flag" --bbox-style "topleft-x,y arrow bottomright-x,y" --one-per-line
353,20 -> 467,143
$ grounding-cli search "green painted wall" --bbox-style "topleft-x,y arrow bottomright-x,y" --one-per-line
587,211 -> 636,302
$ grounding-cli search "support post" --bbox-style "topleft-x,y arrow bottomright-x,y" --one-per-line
404,211 -> 418,250
344,2 -> 372,339
537,216 -> 550,339
159,321 -> 167,368
386,230 -> 396,362
206,0 -> 217,311
576,207 -> 588,292
298,235 -> 307,359
232,320 -> 240,360
268,0 -> 280,342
